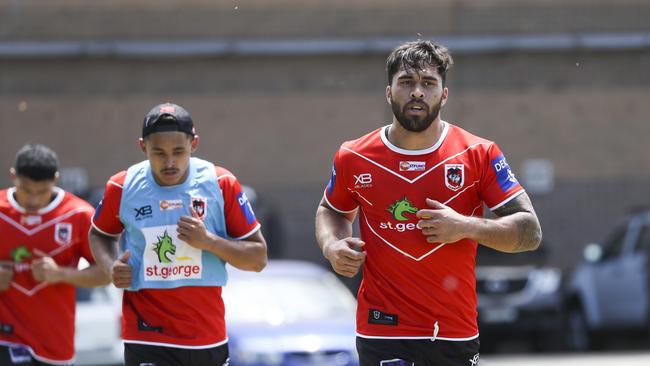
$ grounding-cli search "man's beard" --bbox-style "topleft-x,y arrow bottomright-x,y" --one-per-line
391,97 -> 442,132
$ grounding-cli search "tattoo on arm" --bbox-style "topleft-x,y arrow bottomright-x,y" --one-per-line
493,193 -> 542,252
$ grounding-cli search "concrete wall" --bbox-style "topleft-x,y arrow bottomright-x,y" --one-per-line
1,0 -> 649,271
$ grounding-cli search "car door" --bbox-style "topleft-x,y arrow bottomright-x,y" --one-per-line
593,218 -> 646,327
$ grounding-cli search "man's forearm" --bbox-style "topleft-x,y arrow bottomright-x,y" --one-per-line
466,212 -> 542,253
59,265 -> 111,287
315,204 -> 354,255
88,228 -> 120,275
204,230 -> 267,272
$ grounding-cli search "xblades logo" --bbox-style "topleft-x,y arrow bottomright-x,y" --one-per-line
134,205 -> 153,220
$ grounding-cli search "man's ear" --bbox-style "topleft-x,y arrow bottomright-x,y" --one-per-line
191,135 -> 199,153
440,87 -> 449,107
9,167 -> 16,181
138,138 -> 147,154
386,85 -> 392,105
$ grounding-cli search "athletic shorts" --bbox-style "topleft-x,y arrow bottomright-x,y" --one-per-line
124,342 -> 229,366
0,345 -> 62,366
356,337 -> 480,366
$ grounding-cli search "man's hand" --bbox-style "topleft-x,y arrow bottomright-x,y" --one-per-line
323,237 -> 366,278
0,264 -> 13,291
177,207 -> 215,251
32,250 -> 65,284
111,250 -> 132,289
416,199 -> 470,244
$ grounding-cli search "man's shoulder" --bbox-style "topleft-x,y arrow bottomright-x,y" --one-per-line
338,126 -> 385,155
0,188 -> 11,213
108,171 -> 128,187
52,190 -> 94,219
444,122 -> 495,151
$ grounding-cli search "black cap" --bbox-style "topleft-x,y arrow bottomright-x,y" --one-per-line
142,103 -> 195,138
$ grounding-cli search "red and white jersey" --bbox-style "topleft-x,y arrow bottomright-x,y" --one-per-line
0,188 -> 95,364
324,122 -> 525,340
92,165 -> 260,348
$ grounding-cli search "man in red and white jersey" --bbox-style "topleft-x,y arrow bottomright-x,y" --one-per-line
315,41 -> 542,366
89,103 -> 267,366
0,144 -> 110,366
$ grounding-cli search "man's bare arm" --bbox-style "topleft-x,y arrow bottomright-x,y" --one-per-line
417,193 -> 542,253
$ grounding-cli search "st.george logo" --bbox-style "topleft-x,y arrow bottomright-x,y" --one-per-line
444,164 -> 464,191
191,197 -> 207,220
54,223 -> 73,245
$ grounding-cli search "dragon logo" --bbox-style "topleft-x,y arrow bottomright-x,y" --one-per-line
153,230 -> 176,264
11,246 -> 32,263
387,197 -> 419,221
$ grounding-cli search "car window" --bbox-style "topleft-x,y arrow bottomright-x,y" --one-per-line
601,225 -> 627,259
636,224 -> 650,253
223,274 -> 356,324
76,286 -> 112,304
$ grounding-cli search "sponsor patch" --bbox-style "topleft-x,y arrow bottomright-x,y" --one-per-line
380,360 -> 413,366
237,191 -> 256,225
134,205 -> 153,220
20,215 -> 42,226
9,345 -> 31,363
444,164 -> 464,191
159,199 -> 183,211
491,154 -> 519,192
353,173 -> 373,188
54,222 -> 73,245
326,164 -> 337,195
368,309 -> 398,326
399,161 -> 426,171
141,225 -> 202,281
0,323 -> 14,334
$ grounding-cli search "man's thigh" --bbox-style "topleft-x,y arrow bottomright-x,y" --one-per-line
0,345 -> 63,366
356,337 -> 480,366
124,343 -> 229,366
356,338 -> 415,366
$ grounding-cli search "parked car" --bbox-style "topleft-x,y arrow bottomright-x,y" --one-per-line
564,208 -> 650,351
223,260 -> 359,366
475,245 -> 564,352
75,284 -> 122,366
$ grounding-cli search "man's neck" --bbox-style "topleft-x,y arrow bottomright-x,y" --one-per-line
386,119 -> 444,151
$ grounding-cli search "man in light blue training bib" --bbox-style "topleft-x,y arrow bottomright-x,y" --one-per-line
89,103 -> 267,366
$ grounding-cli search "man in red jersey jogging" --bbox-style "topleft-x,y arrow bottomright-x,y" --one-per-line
0,144 -> 109,365
315,41 -> 542,366
89,103 -> 267,366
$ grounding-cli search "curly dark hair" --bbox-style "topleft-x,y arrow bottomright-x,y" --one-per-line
386,40 -> 454,86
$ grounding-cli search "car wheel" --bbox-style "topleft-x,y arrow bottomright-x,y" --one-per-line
566,307 -> 590,351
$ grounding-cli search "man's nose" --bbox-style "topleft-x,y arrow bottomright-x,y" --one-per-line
410,86 -> 424,99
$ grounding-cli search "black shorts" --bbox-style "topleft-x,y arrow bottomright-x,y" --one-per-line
356,337 -> 480,366
0,345 -> 63,366
124,342 -> 229,366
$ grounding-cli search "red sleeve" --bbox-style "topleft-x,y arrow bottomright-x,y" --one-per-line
478,143 -> 525,210
91,171 -> 126,236
77,207 -> 96,264
322,149 -> 358,213
216,167 -> 261,240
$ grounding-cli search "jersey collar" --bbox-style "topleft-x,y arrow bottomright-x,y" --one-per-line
380,121 -> 449,155
7,187 -> 65,215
